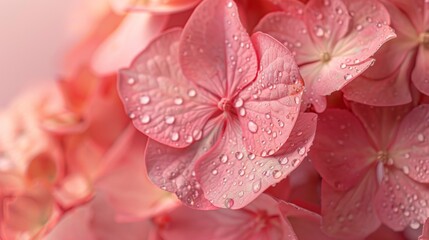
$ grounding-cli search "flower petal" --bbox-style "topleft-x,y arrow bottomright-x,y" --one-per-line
109,0 -> 200,13
419,218 -> 429,240
374,168 -> 429,231
197,113 -> 317,209
342,53 -> 414,106
145,117 -> 224,209
310,108 -> 376,191
179,0 -> 258,98
390,104 -> 429,183
91,13 -> 168,76
238,32 -> 304,156
412,46 -> 429,96
321,169 -> 381,239
305,0 -> 351,48
254,12 -> 320,65
118,29 -> 217,148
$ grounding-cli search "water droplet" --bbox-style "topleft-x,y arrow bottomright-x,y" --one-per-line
212,169 -> 218,175
272,170 -> 282,179
298,147 -> 306,156
238,191 -> 244,197
174,97 -> 184,105
171,132 -> 179,142
127,78 -> 136,85
225,198 -> 234,208
418,133 -> 425,142
248,121 -> 258,133
265,113 -> 271,119
192,129 -> 202,141
219,154 -> 229,164
238,169 -> 245,176
141,115 -> 151,124
239,108 -> 246,116
402,166 -> 410,175
314,26 -> 324,37
410,221 -> 420,229
344,73 -> 353,81
252,180 -> 261,193
278,120 -> 285,128
279,157 -> 289,165
185,135 -> 194,144
294,96 -> 300,104
248,153 -> 256,160
187,89 -> 197,97
165,116 -> 175,125
235,152 -> 244,160
340,63 -> 347,69
226,1 -> 233,8
129,112 -> 136,119
356,24 -> 363,31
139,95 -> 150,105
234,98 -> 244,108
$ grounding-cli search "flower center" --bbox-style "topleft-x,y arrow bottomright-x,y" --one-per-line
419,32 -> 429,49
321,52 -> 331,62
218,98 -> 232,112
376,150 -> 392,165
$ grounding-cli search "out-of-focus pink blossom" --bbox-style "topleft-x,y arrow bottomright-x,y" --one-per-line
343,0 -> 429,106
310,102 -> 429,238
255,0 -> 396,112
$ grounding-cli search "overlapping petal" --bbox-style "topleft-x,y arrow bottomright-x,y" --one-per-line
118,29 -> 218,148
110,0 -> 201,14
179,0 -> 258,98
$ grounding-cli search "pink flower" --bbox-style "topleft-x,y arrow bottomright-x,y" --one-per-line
310,102 -> 429,238
343,0 -> 429,106
119,0 -> 317,209
255,0 -> 396,112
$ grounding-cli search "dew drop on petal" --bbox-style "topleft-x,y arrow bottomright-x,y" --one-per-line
248,153 -> 256,160
165,116 -> 175,125
235,152 -> 244,160
238,169 -> 245,176
340,63 -> 347,69
344,73 -> 353,81
225,198 -> 234,208
314,26 -> 324,37
272,170 -> 282,179
252,179 -> 261,193
402,166 -> 410,175
278,120 -> 285,128
298,147 -> 306,156
279,157 -> 289,165
171,132 -> 180,142
192,129 -> 202,141
234,98 -> 244,108
187,89 -> 197,97
174,97 -> 184,105
185,135 -> 194,144
212,169 -> 218,175
418,133 -> 425,142
248,121 -> 258,133
219,154 -> 229,164
410,221 -> 420,230
226,1 -> 233,8
139,95 -> 150,105
127,78 -> 136,85
239,108 -> 246,116
141,115 -> 151,124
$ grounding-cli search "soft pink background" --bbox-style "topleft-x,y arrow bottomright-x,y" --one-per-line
0,0 -> 81,106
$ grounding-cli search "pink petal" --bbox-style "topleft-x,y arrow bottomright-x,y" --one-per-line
374,168 -> 429,231
280,202 -> 332,240
91,13 -> 169,76
420,218 -> 429,240
349,102 -> 412,150
342,54 -> 413,106
254,12 -> 321,65
412,46 -> 429,96
118,29 -> 218,148
238,32 -> 304,156
310,109 -> 376,191
179,0 -> 258,98
160,194 -> 297,240
96,129 -> 178,220
305,0 -> 350,47
320,169 -> 381,239
342,0 -> 391,30
197,113 -> 317,209
265,0 -> 305,14
145,117 -> 224,209
390,104 -> 429,183
109,0 -> 201,14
